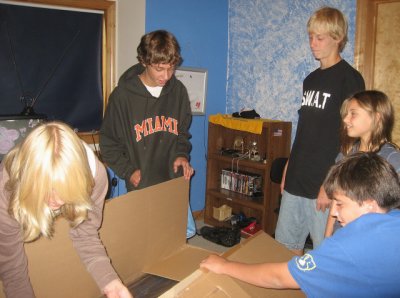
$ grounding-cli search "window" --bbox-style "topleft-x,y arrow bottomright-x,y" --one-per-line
0,0 -> 115,133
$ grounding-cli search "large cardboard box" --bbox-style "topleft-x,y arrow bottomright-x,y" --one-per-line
0,177 -> 304,297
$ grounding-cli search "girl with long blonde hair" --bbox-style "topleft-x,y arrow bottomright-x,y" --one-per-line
0,121 -> 131,298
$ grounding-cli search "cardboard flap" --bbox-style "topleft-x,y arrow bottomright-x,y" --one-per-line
223,232 -> 305,297
15,220 -> 99,298
144,244 -> 215,281
100,177 -> 189,284
223,230 -> 294,261
161,232 -> 305,298
160,270 -> 251,298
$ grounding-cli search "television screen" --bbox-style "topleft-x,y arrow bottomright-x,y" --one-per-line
0,115 -> 46,161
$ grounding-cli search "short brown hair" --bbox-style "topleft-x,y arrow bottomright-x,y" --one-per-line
324,152 -> 400,210
137,30 -> 182,66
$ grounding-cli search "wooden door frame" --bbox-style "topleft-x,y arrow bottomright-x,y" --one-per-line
354,0 -> 398,89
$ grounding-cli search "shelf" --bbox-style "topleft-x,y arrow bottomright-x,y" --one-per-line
205,119 -> 291,235
207,188 -> 264,211
208,153 -> 267,170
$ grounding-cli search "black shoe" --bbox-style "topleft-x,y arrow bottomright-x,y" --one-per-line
199,226 -> 241,247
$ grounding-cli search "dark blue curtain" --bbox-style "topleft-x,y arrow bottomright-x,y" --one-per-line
0,4 -> 103,131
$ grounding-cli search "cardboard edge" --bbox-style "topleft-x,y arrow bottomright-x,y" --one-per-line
144,244 -> 218,282
159,269 -> 252,298
158,270 -> 204,298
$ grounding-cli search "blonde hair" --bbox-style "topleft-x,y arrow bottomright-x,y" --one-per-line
340,90 -> 396,155
4,121 -> 94,242
307,7 -> 348,52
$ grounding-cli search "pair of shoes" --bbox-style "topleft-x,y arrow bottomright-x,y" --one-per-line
199,226 -> 241,247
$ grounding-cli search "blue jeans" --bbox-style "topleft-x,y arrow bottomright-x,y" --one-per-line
275,190 -> 329,250
186,204 -> 196,239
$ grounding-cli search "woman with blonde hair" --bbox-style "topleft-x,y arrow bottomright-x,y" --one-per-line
0,121 -> 132,298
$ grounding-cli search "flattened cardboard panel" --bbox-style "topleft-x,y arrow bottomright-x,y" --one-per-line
223,232 -> 305,298
163,232 -> 305,298
224,230 -> 295,261
100,177 -> 189,284
0,177 -> 189,298
160,270 -> 251,298
144,245 -> 215,281
0,218 -> 99,298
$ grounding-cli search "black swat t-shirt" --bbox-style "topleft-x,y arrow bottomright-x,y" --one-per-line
285,60 -> 365,198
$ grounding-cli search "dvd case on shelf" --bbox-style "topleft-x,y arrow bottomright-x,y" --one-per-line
220,169 -> 262,196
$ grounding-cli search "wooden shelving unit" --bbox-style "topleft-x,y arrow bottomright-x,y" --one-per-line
204,119 -> 291,235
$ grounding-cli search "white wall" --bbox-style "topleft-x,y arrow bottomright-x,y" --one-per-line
116,0 -> 146,77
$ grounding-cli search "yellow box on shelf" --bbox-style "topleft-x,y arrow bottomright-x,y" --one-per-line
213,204 -> 232,221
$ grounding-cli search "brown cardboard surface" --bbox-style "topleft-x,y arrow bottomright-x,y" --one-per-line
143,245 -> 215,281
9,219 -> 99,298
161,232 -> 305,298
0,177 -> 305,298
99,177 -> 189,285
0,177 -> 194,298
160,270 -> 252,298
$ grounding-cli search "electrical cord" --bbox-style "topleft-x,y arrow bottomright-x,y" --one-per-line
230,151 -> 249,173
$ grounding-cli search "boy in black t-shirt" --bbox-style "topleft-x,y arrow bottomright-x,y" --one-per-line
275,7 -> 365,255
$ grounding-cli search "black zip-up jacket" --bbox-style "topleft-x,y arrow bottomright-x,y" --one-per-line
99,63 -> 192,191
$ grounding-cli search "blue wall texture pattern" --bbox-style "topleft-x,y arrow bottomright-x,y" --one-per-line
227,0 -> 357,142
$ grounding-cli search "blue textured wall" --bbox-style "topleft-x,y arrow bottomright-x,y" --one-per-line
227,1 -> 357,141
145,0 -> 357,211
